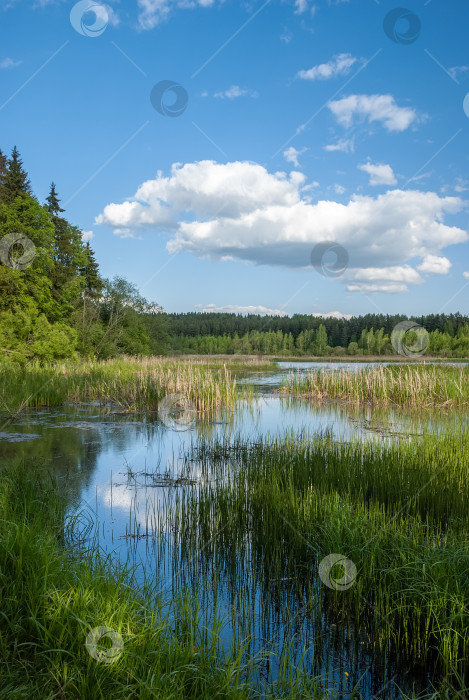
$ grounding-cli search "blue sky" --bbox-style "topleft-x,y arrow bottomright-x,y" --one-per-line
1,0 -> 469,318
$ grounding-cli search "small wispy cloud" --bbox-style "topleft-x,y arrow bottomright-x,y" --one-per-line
358,161 -> 397,186
137,0 -> 218,31
81,230 -> 94,242
283,146 -> 308,167
0,57 -> 21,69
298,53 -> 358,81
312,311 -> 353,319
328,94 -> 420,133
454,177 -> 469,193
324,137 -> 354,153
195,303 -> 289,317
448,65 -> 469,81
294,0 -> 317,14
213,85 -> 259,99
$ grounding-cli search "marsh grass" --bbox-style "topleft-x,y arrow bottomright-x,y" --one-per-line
0,356 -> 253,416
282,364 -> 469,408
165,431 -> 469,694
0,461 -> 337,699
2,431 -> 467,698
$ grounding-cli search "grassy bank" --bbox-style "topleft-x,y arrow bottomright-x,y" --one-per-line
0,461 -> 335,699
0,356 -> 259,416
281,363 -> 469,408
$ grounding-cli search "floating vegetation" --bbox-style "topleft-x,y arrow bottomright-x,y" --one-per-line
123,468 -> 199,488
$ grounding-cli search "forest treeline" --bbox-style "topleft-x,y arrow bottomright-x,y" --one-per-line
1,146 -> 468,362
166,312 -> 469,357
0,146 -> 168,363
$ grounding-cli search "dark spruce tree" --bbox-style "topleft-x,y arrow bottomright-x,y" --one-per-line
0,146 -> 32,204
82,241 -> 104,299
0,149 -> 7,190
46,182 -> 88,317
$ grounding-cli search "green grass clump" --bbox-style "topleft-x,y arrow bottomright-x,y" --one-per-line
178,431 -> 469,693
0,461 -> 341,699
282,364 -> 469,408
0,463 -> 254,699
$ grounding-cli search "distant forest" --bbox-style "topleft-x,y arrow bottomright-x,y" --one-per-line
1,146 -> 468,362
165,312 -> 469,357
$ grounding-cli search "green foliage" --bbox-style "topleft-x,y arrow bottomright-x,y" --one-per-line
0,147 -> 165,362
0,145 -> 32,204
81,241 -> 104,299
167,312 -> 469,357
46,182 -> 88,317
0,311 -> 77,363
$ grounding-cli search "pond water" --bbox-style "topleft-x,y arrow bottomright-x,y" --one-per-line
1,362 -> 467,698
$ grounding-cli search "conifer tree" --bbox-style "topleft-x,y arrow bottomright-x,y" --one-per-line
0,149 -> 7,190
46,182 -> 87,313
46,182 -> 65,216
82,242 -> 104,299
0,146 -> 32,204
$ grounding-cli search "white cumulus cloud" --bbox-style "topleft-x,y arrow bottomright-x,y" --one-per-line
358,161 -> 397,186
328,94 -> 419,132
96,160 -> 467,294
417,255 -> 452,275
81,230 -> 94,242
